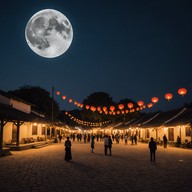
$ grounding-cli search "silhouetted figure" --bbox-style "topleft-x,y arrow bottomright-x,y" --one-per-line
104,135 -> 108,155
131,135 -> 134,145
91,136 -> 95,153
163,134 -> 168,148
58,134 -> 62,143
124,134 -> 128,145
176,136 -> 181,147
64,137 -> 72,161
134,134 -> 137,145
149,137 -> 157,162
108,136 -> 113,156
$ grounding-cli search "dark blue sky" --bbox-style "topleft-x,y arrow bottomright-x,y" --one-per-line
0,0 -> 192,112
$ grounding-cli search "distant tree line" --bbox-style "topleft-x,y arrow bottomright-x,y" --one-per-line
8,85 -> 143,127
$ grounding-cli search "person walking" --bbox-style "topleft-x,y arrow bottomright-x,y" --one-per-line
134,134 -> 137,145
91,136 -> 95,153
104,135 -> 109,155
58,134 -> 62,143
64,137 -> 72,161
148,137 -> 157,162
163,134 -> 168,148
108,136 -> 113,156
176,135 -> 181,147
124,134 -> 128,145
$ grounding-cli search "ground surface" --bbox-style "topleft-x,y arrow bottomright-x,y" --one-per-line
0,140 -> 192,192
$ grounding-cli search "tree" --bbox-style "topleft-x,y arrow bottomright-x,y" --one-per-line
82,92 -> 115,122
8,85 -> 60,119
83,92 -> 115,107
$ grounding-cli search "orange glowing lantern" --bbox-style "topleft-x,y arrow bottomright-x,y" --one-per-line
147,103 -> 153,108
56,91 -> 60,95
151,97 -> 159,104
62,95 -> 66,100
110,105 -> 115,111
137,100 -> 144,107
69,98 -> 73,103
65,111 -> 68,115
118,104 -> 124,110
103,106 -> 107,112
90,106 -> 96,111
127,102 -> 133,109
97,106 -> 101,111
74,101 -> 77,105
178,88 -> 187,96
86,105 -> 90,110
117,111 -> 120,115
165,93 -> 173,101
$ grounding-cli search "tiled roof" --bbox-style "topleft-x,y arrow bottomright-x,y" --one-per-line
0,90 -> 35,106
140,108 -> 187,128
111,107 -> 192,129
0,103 -> 47,123
164,108 -> 192,126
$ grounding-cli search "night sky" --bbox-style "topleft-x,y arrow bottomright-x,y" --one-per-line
0,0 -> 192,112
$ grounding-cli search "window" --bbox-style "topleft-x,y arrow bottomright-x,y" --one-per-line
42,126 -> 45,135
186,127 -> 191,137
146,129 -> 150,138
32,125 -> 37,135
168,128 -> 174,141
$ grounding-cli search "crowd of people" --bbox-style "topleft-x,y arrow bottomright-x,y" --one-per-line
60,132 -> 139,145
62,132 -> 182,162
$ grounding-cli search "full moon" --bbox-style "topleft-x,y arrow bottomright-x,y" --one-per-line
25,9 -> 73,58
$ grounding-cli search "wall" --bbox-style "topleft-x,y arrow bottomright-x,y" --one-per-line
11,99 -> 31,114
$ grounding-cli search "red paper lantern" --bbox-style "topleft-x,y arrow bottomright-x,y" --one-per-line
69,98 -> 73,103
147,103 -> 153,108
127,102 -> 133,109
118,104 -> 124,110
165,93 -> 173,101
102,106 -> 107,112
137,100 -> 144,107
105,111 -> 108,115
90,106 -> 96,111
62,95 -> 66,100
56,91 -> 60,95
151,97 -> 159,104
178,88 -> 187,96
110,106 -> 115,111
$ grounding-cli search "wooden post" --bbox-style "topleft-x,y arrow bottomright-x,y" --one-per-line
13,120 -> 24,146
0,120 -> 7,150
